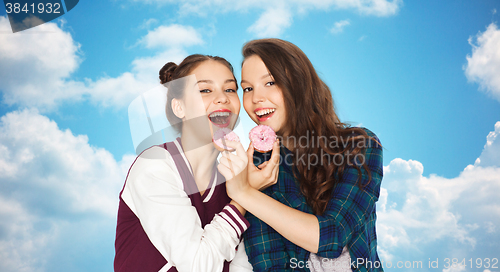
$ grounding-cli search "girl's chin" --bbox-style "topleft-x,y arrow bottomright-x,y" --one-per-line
256,121 -> 277,130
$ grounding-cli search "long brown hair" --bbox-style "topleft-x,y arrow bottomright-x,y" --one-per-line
243,39 -> 376,215
159,54 -> 235,133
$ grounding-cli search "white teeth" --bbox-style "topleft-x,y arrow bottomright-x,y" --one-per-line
256,108 -> 275,117
209,111 -> 230,118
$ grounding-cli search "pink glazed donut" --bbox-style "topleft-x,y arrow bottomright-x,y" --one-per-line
213,128 -> 240,151
249,125 -> 276,152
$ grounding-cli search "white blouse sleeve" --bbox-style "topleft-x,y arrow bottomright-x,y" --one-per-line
121,146 -> 249,272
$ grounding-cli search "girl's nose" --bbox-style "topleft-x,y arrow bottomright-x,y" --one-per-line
252,87 -> 265,103
214,92 -> 229,104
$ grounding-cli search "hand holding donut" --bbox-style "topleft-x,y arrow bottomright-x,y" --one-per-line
217,140 -> 250,200
246,139 -> 280,191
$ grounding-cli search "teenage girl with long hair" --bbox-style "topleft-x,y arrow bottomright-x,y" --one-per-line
219,39 -> 384,272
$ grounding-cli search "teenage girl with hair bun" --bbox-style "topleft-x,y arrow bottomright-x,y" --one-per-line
114,54 -> 253,272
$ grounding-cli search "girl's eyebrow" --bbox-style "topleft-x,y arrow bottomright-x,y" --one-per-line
196,79 -> 236,86
261,73 -> 272,80
195,79 -> 213,86
241,73 -> 271,85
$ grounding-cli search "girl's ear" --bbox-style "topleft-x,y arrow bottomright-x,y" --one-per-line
171,98 -> 185,119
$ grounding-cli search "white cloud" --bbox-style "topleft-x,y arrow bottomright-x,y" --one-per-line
0,109 -> 134,271
131,0 -> 402,37
330,19 -> 350,34
465,23 -> 500,102
248,7 -> 293,37
353,0 -> 402,16
0,108 -> 129,216
0,16 -> 83,110
474,121 -> 500,167
304,0 -> 402,16
139,24 -> 203,49
139,18 -> 159,29
0,17 -> 199,111
82,24 -> 198,109
84,48 -> 187,108
442,266 -> 466,272
135,0 -> 403,17
0,196 -> 50,272
377,121 -> 500,264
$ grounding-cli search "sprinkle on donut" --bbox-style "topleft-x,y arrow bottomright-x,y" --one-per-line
249,125 -> 276,152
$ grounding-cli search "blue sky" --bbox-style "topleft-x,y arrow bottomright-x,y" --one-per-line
0,0 -> 499,271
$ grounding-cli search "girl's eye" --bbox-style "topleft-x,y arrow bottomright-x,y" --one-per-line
265,81 -> 275,87
225,88 -> 237,93
200,89 -> 211,93
242,87 -> 253,93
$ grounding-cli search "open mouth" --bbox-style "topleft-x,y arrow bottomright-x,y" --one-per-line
209,110 -> 232,128
255,108 -> 275,122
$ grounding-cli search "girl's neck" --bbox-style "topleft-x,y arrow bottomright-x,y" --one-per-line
180,133 -> 219,193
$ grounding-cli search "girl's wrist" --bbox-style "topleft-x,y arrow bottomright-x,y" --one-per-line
233,185 -> 256,210
230,200 -> 246,216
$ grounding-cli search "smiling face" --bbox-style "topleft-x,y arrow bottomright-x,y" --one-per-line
172,60 -> 240,135
241,55 -> 287,134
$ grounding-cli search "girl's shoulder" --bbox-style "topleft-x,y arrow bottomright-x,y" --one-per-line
352,127 -> 382,149
127,144 -> 181,184
134,144 -> 175,167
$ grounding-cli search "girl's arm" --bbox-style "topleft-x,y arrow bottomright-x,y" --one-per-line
228,239 -> 254,272
122,146 -> 250,272
313,132 -> 383,258
218,141 -> 319,253
219,136 -> 383,256
230,181 -> 320,253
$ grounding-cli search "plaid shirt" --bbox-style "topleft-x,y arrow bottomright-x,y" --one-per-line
243,128 -> 384,272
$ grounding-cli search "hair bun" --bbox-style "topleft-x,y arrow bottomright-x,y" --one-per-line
159,62 -> 178,84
